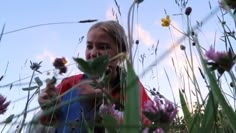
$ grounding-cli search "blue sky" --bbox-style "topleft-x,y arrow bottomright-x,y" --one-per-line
0,0 -> 234,132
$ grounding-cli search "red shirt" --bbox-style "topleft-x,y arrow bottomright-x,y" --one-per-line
41,74 -> 152,125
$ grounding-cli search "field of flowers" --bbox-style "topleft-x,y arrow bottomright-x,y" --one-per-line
1,0 -> 236,132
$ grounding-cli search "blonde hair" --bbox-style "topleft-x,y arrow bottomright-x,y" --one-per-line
88,20 -> 127,53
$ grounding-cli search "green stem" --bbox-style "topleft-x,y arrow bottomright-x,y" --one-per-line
228,70 -> 236,110
0,123 -> 7,133
17,70 -> 35,133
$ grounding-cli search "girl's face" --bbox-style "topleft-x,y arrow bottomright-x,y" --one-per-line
86,27 -> 119,72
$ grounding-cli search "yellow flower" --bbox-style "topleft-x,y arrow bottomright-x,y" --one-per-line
62,57 -> 68,64
161,15 -> 171,27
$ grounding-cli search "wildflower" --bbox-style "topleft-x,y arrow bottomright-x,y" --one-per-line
30,61 -> 42,74
53,57 -> 68,74
205,46 -> 236,75
219,0 -> 236,9
143,127 -> 164,133
143,96 -> 178,132
99,104 -> 123,123
0,94 -> 10,114
161,15 -> 171,27
185,7 -> 192,16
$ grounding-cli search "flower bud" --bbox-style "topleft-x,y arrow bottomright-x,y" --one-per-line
230,82 -> 234,87
180,45 -> 186,50
135,40 -> 139,45
185,7 -> 192,16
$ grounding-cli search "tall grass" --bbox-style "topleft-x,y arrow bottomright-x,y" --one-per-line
1,0 -> 236,133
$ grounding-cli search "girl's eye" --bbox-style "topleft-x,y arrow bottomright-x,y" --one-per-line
98,44 -> 110,50
86,45 -> 93,49
99,46 -> 107,50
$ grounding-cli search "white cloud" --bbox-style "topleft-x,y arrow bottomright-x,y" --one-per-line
106,6 -> 116,20
36,50 -> 56,62
135,24 -> 155,46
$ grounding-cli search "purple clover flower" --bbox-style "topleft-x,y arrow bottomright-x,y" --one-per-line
205,46 -> 236,74
205,46 -> 227,62
99,104 -> 123,123
0,94 -> 10,114
143,96 -> 178,132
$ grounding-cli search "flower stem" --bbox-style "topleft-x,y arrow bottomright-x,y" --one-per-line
228,70 -> 236,110
17,70 -> 35,133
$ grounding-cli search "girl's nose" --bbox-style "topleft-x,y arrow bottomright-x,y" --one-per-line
90,48 -> 100,59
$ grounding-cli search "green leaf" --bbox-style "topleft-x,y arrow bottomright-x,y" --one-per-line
90,55 -> 109,77
123,61 -> 140,133
73,55 -> 109,78
179,90 -> 193,131
143,111 -> 162,122
102,114 -> 118,133
5,114 -> 14,124
191,112 -> 201,132
200,91 -> 217,132
34,77 -> 43,87
22,86 -> 38,91
73,57 -> 91,75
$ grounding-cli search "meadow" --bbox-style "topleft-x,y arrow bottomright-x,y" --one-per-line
1,0 -> 236,132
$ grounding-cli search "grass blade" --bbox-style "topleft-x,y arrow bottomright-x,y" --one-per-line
179,90 -> 193,131
123,61 -> 141,133
200,91 -> 217,132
